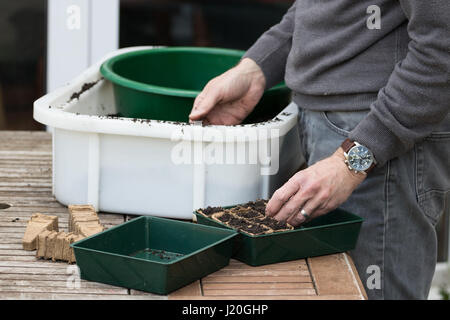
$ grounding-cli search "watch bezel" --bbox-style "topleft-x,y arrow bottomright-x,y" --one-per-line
344,143 -> 374,173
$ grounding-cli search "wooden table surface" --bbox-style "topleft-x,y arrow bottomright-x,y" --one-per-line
0,131 -> 367,300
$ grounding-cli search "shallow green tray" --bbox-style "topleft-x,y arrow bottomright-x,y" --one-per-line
100,47 -> 291,123
71,216 -> 238,295
195,207 -> 363,266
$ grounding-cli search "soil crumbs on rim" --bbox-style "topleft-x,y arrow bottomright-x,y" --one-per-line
68,78 -> 103,101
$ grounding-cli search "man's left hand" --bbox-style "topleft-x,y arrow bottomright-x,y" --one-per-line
265,148 -> 366,226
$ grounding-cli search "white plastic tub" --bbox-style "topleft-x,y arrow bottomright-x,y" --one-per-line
33,47 -> 304,219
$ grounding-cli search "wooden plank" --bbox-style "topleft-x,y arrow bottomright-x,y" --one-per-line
0,292 -> 166,300
203,288 -> 316,296
0,244 -> 28,250
0,199 -> 64,205
228,258 -> 306,266
0,273 -> 82,281
202,276 -> 312,283
198,256 -> 317,298
0,151 -> 51,156
0,215 -> 121,224
205,269 -> 309,277
0,177 -> 52,182
0,250 -> 36,256
0,207 -> 70,213
0,238 -> 30,245
0,256 -> 38,262
0,279 -> 124,290
0,221 -> 58,228
0,261 -> 83,269
345,254 -> 368,300
202,282 -> 314,290
0,225 -> 117,235
127,289 -> 167,298
167,281 -> 202,298
0,286 -> 129,295
0,162 -> 52,167
0,182 -> 53,187
0,193 -> 61,199
307,253 -> 366,299
227,259 -> 307,270
0,267 -> 73,275
0,214 -> 123,225
0,171 -> 52,176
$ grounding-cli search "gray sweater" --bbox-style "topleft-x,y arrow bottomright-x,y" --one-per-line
244,0 -> 450,166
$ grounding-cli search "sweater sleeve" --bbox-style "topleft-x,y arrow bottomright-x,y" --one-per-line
349,1 -> 450,166
243,2 -> 296,89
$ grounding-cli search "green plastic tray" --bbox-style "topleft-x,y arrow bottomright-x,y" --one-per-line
100,47 -> 291,123
195,207 -> 363,266
71,216 -> 238,295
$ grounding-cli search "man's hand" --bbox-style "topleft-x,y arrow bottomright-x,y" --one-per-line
266,148 -> 366,227
189,58 -> 266,125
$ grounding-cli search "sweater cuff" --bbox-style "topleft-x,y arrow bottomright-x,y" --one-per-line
243,39 -> 290,90
348,111 -> 405,167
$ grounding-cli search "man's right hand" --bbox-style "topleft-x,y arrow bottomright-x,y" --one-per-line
189,58 -> 266,125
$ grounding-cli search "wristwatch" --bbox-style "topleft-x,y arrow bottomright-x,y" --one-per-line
341,138 -> 376,174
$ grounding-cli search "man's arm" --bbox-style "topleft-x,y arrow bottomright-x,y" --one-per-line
189,2 -> 296,125
243,2 -> 296,89
349,1 -> 450,166
267,1 -> 450,225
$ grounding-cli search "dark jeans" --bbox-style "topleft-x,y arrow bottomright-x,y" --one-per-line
297,106 -> 450,299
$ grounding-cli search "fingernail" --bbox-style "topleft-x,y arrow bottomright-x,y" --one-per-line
189,113 -> 199,121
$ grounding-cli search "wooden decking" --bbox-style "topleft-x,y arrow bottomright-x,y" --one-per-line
0,131 -> 366,300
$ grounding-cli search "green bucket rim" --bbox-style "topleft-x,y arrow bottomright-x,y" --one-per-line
100,46 -> 287,98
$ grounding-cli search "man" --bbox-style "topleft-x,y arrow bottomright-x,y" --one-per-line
189,1 -> 450,299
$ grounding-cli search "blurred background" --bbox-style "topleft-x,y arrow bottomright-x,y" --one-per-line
0,0 -> 448,269
0,0 -> 293,131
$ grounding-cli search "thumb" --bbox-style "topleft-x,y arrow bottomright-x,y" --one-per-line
189,87 -> 222,121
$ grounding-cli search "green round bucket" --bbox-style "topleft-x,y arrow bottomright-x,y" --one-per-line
100,47 -> 291,123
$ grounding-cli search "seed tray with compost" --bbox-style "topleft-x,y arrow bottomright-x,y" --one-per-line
196,200 -> 364,266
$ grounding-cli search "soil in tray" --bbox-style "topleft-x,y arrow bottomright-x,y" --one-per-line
224,216 -> 270,235
255,216 -> 292,231
199,206 -> 225,216
244,199 -> 267,215
231,208 -> 263,220
129,248 -> 184,262
199,199 -> 267,218
205,199 -> 293,236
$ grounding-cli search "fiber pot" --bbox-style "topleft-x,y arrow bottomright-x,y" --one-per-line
100,47 -> 291,122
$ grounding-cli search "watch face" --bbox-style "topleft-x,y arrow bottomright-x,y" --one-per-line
347,145 -> 373,171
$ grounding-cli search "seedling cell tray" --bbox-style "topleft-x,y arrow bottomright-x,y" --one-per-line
195,207 -> 363,266
71,216 -> 238,295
